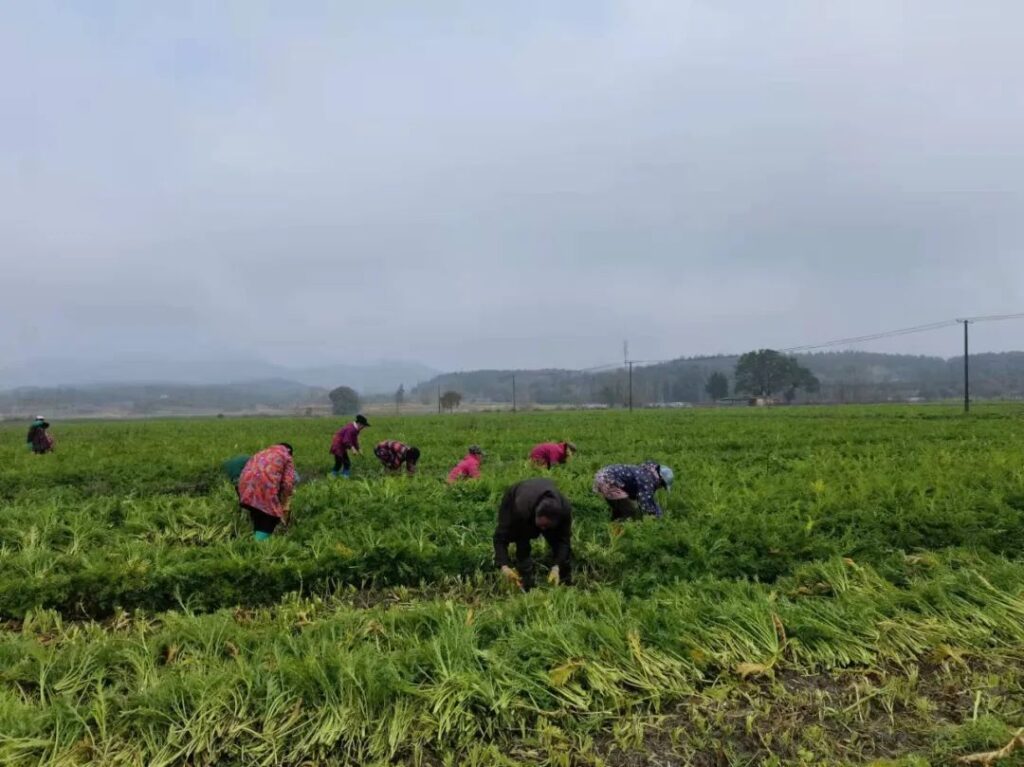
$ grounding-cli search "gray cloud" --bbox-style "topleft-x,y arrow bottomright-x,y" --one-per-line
2,1 -> 1023,376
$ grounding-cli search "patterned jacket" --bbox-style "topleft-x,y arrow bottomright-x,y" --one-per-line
238,445 -> 295,518
375,440 -> 413,472
593,462 -> 664,517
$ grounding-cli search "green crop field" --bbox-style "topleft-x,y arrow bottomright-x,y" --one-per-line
3,406 -> 1024,766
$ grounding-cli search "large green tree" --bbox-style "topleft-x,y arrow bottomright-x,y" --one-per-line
734,349 -> 819,400
440,390 -> 463,412
705,371 -> 729,400
783,365 -> 820,403
328,385 -> 360,415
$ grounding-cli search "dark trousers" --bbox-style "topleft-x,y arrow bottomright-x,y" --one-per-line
243,504 -> 281,534
513,532 -> 572,590
608,498 -> 640,521
333,452 -> 351,472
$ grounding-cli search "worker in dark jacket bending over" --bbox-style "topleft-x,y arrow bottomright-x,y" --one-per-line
494,478 -> 573,591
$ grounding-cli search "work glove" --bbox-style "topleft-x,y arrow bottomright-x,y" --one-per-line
500,566 -> 523,590
547,566 -> 560,586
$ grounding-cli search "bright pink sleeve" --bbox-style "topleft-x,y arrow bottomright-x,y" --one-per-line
467,459 -> 481,478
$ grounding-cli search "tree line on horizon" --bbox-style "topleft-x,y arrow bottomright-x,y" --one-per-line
403,349 -> 1024,408
6,349 -> 1024,417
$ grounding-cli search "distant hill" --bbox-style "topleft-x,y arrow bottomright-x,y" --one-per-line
412,351 -> 1024,406
288,361 -> 437,392
0,357 -> 438,394
5,351 -> 1023,417
0,379 -> 327,418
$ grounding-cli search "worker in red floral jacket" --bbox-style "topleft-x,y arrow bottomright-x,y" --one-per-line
447,445 -> 484,483
529,441 -> 577,469
374,440 -> 421,475
330,414 -> 370,478
238,443 -> 296,541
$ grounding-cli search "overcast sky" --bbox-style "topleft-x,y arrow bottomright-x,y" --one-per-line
2,1 -> 1023,373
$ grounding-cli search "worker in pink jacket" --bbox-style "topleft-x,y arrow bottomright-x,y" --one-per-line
448,445 -> 484,483
529,441 -> 577,469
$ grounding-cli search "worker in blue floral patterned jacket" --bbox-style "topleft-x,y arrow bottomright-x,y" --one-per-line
592,461 -> 674,520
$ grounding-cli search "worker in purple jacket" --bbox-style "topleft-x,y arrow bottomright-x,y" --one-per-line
330,414 -> 370,478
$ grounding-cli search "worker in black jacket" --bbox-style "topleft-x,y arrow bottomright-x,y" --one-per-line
494,478 -> 572,591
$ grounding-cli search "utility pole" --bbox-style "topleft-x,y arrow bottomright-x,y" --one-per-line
623,339 -> 632,412
628,361 -> 634,412
957,319 -> 970,413
512,374 -> 517,413
437,385 -> 442,415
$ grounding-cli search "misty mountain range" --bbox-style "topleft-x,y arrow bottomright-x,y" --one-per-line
0,357 -> 438,393
3,350 -> 1023,418
413,351 -> 1024,406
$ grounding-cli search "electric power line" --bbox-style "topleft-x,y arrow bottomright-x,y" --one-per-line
778,320 -> 958,354
959,312 -> 1024,323
778,313 -> 1024,355
603,312 -> 1024,372
491,313 -> 1022,415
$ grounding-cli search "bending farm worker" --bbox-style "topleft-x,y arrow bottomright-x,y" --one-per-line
593,461 -> 674,520
494,478 -> 573,591
447,445 -> 484,483
374,440 -> 421,475
26,416 -> 55,454
238,443 -> 296,541
529,441 -> 577,469
330,414 -> 370,478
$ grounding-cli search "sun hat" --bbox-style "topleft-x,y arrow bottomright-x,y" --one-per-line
659,465 -> 674,491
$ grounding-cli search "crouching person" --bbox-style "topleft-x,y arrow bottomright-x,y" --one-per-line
592,461 -> 674,520
374,440 -> 421,474
448,445 -> 484,483
529,441 -> 576,469
238,443 -> 295,541
494,478 -> 572,591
